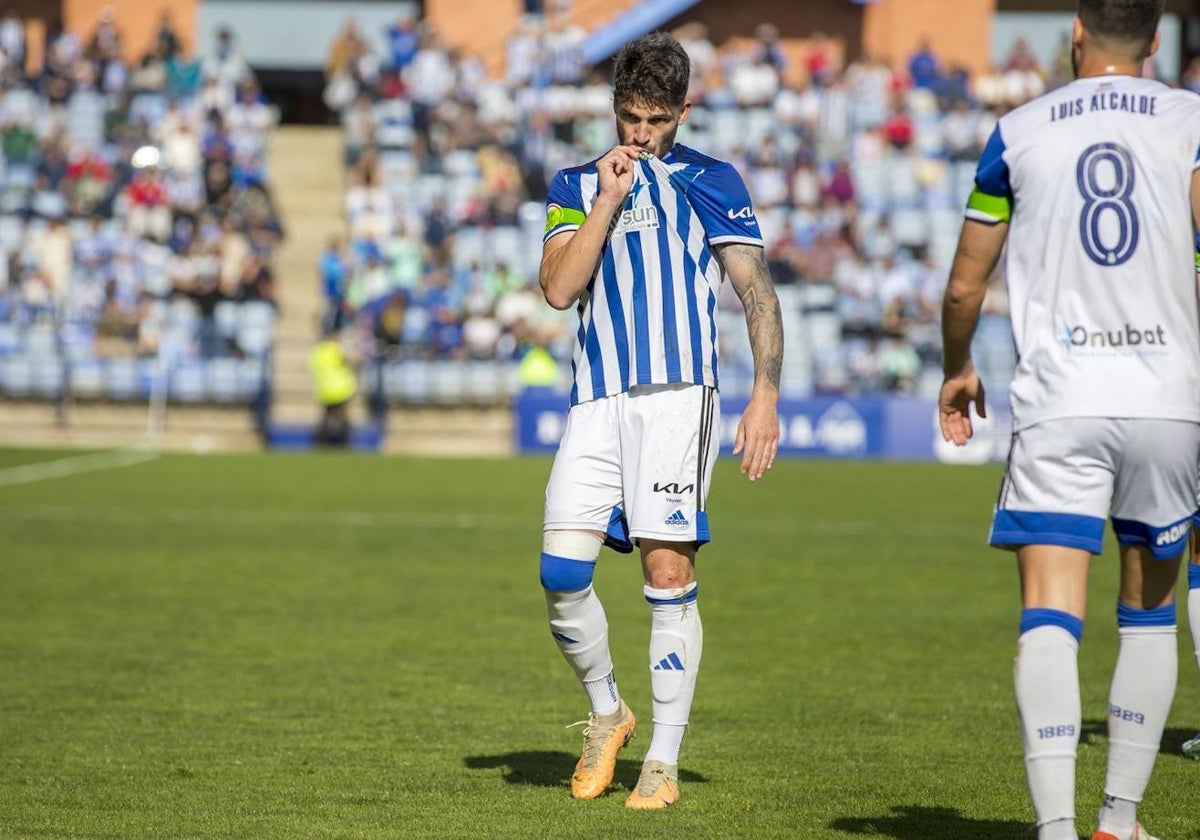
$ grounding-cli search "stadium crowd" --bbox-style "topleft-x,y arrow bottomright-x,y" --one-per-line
0,9 -> 280,402
318,9 -> 1100,398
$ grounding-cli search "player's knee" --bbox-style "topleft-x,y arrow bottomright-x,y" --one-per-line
643,555 -> 695,589
540,531 -> 602,592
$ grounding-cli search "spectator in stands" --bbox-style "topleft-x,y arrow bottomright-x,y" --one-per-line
543,10 -> 586,85
323,12 -> 1048,404
675,22 -> 716,94
405,29 -> 456,143
319,236 -> 349,332
386,11 -> 421,71
908,37 -> 939,89
203,27 -> 252,101
505,15 -> 544,89
0,9 -> 25,73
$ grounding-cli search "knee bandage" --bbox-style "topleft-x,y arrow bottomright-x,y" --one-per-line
539,531 -> 603,592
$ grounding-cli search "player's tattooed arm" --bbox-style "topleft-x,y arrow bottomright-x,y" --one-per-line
720,243 -> 783,392
718,242 -> 782,481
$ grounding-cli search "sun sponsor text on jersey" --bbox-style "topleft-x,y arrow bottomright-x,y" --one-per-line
613,204 -> 660,235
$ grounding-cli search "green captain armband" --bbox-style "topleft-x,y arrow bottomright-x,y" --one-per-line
545,204 -> 586,234
966,187 -> 1012,224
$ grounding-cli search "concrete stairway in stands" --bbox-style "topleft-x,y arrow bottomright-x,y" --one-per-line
265,125 -> 344,433
265,125 -> 513,456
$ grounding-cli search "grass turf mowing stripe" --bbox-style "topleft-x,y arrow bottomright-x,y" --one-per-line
0,448 -> 158,488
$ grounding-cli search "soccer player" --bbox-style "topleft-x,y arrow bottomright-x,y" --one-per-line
1186,543 -> 1200,759
938,2 -> 1200,839
537,32 -> 783,809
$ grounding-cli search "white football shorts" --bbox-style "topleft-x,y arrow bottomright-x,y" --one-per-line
990,417 -> 1200,558
543,383 -> 720,551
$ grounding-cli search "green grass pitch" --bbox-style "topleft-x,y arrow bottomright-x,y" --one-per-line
1,448 -> 1197,839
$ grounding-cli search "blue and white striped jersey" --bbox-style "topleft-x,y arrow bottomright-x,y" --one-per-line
544,143 -> 763,406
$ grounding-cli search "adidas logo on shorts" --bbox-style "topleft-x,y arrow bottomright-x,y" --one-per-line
665,510 -> 689,527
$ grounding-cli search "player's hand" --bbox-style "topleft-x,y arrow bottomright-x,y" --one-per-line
733,390 -> 779,482
938,363 -> 986,446
595,145 -> 640,205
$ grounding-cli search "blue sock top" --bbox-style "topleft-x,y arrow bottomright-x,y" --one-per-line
1116,601 -> 1176,628
1020,607 -> 1084,643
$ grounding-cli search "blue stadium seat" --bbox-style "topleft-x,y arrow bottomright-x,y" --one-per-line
1,354 -> 32,396
103,357 -> 142,401
170,361 -> 207,403
0,322 -> 20,355
68,359 -> 104,400
29,354 -> 64,398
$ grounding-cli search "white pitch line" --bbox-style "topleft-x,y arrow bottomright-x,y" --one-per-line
0,449 -> 159,489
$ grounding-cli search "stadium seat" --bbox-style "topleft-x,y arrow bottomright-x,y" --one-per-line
451,226 -> 486,269
24,325 -> 57,357
374,99 -> 414,126
891,208 -> 930,250
170,361 -> 207,404
68,359 -> 104,400
213,300 -> 241,340
206,357 -> 241,402
30,354 -> 64,397
464,360 -> 503,406
395,360 -> 432,405
1,354 -> 32,396
0,214 -> 24,251
443,150 -> 480,178
430,361 -> 466,405
486,227 -> 523,269
852,162 -> 888,212
376,122 -> 415,150
239,357 -> 268,400
103,357 -> 142,401
236,302 -> 276,358
0,322 -> 21,355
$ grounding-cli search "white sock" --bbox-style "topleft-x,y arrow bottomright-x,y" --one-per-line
1189,563 -> 1200,680
545,586 -> 620,715
1099,603 -> 1177,833
643,582 -> 702,765
1096,796 -> 1137,839
541,533 -> 621,716
1014,611 -> 1083,835
1038,819 -> 1079,840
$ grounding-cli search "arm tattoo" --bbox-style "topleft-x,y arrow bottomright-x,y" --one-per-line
723,244 -> 783,391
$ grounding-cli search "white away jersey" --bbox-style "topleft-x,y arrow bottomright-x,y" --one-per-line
544,144 -> 763,406
968,76 -> 1200,430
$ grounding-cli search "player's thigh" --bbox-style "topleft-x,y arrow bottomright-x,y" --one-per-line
544,396 -> 624,532
619,383 -> 719,545
991,418 -> 1116,553
1110,418 -> 1200,558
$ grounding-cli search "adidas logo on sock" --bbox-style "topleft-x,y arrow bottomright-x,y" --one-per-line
653,652 -> 685,671
664,510 -> 689,526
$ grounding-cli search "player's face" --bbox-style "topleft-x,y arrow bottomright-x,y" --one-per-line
614,99 -> 691,159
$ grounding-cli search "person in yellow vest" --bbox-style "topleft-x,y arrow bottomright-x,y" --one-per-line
309,327 -> 358,447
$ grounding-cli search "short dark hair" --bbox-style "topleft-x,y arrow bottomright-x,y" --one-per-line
1078,0 -> 1163,53
612,32 -> 690,111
